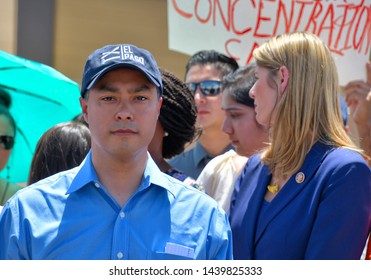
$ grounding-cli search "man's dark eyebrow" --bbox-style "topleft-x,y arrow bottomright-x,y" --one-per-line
94,83 -> 153,94
128,84 -> 153,94
95,84 -> 119,93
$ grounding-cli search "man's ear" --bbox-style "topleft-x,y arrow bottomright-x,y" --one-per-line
278,66 -> 289,94
79,97 -> 89,124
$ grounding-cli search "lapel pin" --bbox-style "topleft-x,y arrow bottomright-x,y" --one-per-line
295,172 -> 305,183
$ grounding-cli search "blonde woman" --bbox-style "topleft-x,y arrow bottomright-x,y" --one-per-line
229,32 -> 371,260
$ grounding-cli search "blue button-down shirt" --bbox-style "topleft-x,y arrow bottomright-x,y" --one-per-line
0,151 -> 232,260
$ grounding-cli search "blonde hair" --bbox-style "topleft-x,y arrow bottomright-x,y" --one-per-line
253,31 -> 363,178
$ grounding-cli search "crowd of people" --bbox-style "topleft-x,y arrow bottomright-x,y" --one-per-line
0,31 -> 370,260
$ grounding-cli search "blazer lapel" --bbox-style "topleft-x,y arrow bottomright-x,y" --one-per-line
254,142 -> 333,244
233,159 -> 271,259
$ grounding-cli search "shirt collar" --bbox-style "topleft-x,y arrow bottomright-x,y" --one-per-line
143,152 -> 177,198
192,142 -> 209,167
67,150 -> 176,198
67,150 -> 98,194
193,142 -> 235,167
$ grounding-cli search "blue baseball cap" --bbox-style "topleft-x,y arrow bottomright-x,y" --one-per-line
80,44 -> 163,97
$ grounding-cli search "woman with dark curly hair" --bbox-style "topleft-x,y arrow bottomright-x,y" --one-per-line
148,68 -> 201,189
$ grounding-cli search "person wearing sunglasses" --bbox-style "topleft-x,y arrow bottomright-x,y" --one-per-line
0,89 -> 22,206
197,64 -> 270,212
168,50 -> 239,179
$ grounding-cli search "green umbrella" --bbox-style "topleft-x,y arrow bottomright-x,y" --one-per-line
0,50 -> 82,184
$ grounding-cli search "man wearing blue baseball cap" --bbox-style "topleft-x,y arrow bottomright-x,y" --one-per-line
0,44 -> 233,260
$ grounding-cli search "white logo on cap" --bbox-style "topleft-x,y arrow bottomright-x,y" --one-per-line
101,45 -> 145,65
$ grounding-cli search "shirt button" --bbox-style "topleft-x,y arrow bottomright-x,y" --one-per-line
94,182 -> 100,188
119,212 -> 125,219
117,252 -> 124,259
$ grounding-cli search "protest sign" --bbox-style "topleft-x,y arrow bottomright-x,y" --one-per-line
168,0 -> 371,85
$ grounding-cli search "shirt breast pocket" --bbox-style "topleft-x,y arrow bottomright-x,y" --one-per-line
147,251 -> 194,260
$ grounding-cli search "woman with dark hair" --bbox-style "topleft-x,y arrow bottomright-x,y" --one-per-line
0,89 -> 22,205
28,121 -> 91,185
148,68 -> 201,189
197,64 -> 269,211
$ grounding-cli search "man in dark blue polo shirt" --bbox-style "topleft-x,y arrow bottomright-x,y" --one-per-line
169,50 -> 238,179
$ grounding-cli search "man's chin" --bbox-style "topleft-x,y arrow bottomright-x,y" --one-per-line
196,118 -> 209,129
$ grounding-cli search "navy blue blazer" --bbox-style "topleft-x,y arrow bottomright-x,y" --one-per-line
229,142 -> 371,259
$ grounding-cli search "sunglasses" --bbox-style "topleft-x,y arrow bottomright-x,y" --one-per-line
0,135 -> 15,150
187,80 -> 222,96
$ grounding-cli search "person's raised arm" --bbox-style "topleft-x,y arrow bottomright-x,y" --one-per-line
344,61 -> 371,164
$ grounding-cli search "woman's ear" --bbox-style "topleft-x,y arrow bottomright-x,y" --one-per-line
278,66 -> 289,94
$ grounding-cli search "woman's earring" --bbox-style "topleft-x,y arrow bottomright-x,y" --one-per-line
164,131 -> 169,137
6,165 -> 10,181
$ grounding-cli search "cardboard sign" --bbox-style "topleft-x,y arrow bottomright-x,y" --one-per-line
168,0 -> 371,85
